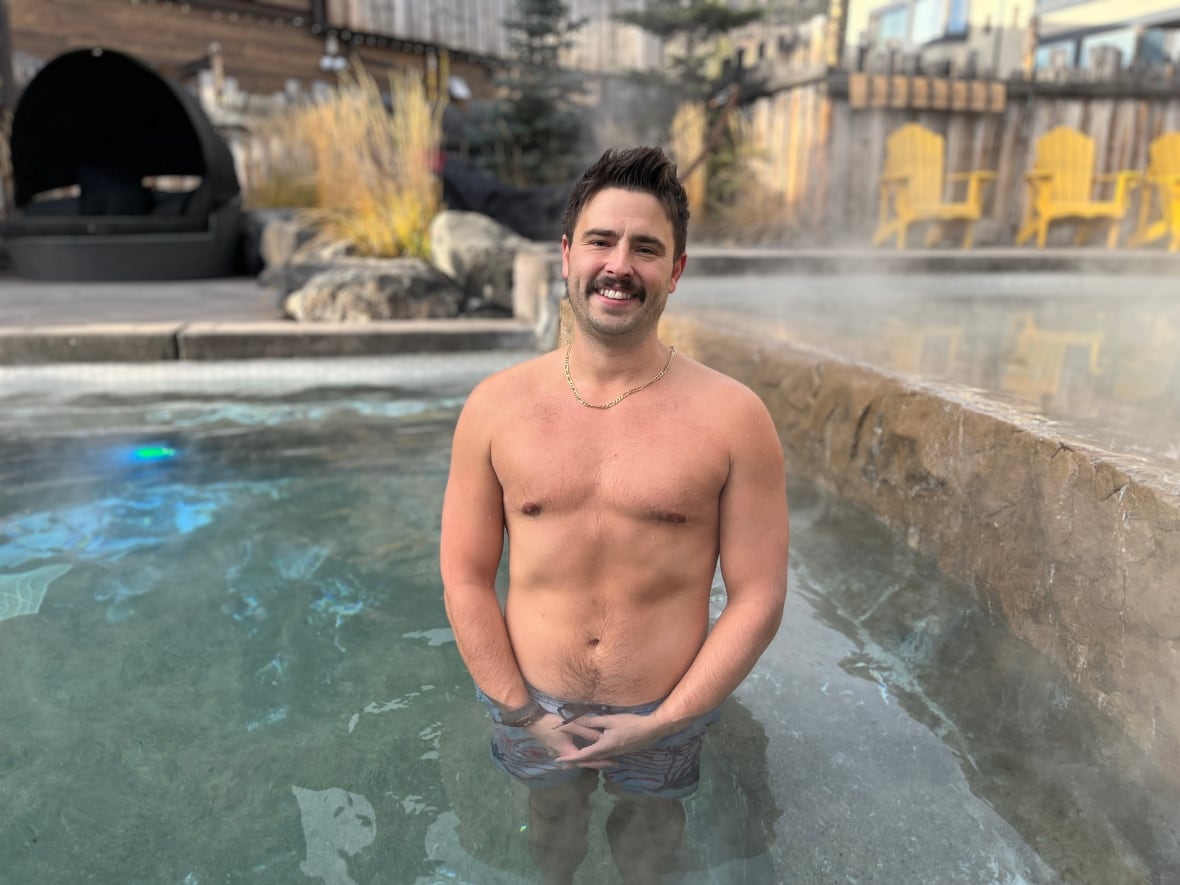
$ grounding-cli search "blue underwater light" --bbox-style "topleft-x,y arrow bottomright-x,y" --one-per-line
130,445 -> 178,463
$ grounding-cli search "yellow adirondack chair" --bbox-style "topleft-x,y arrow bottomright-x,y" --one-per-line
1128,132 -> 1180,252
872,123 -> 995,249
1016,126 -> 1140,249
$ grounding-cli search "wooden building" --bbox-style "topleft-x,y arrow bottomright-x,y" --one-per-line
0,0 -> 672,113
0,0 -> 502,112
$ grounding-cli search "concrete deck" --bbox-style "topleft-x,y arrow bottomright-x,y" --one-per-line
5,245 -> 1177,454
2,245 -> 1177,468
2,246 -> 1177,454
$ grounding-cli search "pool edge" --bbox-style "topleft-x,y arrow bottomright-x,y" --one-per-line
663,310 -> 1180,787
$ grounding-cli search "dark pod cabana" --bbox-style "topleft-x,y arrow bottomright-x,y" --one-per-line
2,47 -> 242,281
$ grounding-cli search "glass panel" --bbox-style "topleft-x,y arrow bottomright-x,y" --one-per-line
876,5 -> 910,44
911,0 -> 943,45
1080,26 -> 1136,68
1034,38 -> 1078,69
947,0 -> 970,35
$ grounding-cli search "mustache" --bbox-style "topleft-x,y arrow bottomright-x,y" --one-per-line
590,277 -> 644,298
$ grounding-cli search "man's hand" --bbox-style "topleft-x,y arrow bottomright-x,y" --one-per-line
524,713 -> 617,770
552,713 -> 674,766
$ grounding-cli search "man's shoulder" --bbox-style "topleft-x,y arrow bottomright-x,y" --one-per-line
681,354 -> 767,408
465,350 -> 556,405
677,355 -> 778,449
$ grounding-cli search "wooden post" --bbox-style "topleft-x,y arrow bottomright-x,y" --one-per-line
1022,15 -> 1039,79
825,0 -> 848,71
0,0 -> 14,111
208,41 -> 224,98
0,0 -> 12,217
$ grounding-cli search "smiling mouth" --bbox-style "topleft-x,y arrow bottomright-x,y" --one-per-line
593,282 -> 642,302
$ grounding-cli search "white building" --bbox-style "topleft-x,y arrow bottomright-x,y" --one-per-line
1032,0 -> 1180,73
847,0 -> 1180,76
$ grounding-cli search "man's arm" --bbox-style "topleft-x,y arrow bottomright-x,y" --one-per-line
439,387 -> 530,710
441,386 -> 608,762
557,390 -> 789,761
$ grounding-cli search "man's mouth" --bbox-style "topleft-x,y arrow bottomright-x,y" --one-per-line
593,283 -> 641,302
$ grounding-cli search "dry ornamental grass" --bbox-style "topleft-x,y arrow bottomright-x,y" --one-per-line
244,64 -> 444,259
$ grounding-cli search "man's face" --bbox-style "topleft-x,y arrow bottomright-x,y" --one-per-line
561,187 -> 686,342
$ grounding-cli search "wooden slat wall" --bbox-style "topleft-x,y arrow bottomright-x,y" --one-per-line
11,0 -> 327,93
6,0 -> 498,97
327,0 -> 512,58
10,2 -> 1179,249
742,81 -> 1180,247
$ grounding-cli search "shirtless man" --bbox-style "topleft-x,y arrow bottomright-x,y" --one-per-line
440,146 -> 789,884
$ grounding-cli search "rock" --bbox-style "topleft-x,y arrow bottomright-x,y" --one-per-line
283,258 -> 464,322
253,208 -> 302,263
255,210 -> 370,295
430,210 -> 530,315
513,246 -> 564,350
256,208 -> 545,321
255,209 -> 318,288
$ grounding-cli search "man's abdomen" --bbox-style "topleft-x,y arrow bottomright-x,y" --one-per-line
506,588 -> 709,704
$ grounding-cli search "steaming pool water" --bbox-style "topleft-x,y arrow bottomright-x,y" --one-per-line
0,356 -> 1174,884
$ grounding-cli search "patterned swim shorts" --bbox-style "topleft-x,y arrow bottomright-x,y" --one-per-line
476,684 -> 719,800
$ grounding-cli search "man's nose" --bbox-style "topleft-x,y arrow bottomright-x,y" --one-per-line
602,242 -> 633,278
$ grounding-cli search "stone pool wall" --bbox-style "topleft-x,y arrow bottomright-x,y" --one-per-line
661,311 -> 1180,784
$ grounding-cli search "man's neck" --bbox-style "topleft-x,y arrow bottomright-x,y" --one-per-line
564,336 -> 675,395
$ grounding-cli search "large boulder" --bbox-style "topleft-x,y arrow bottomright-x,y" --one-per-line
283,259 -> 464,322
259,220 -> 357,298
255,209 -> 547,321
253,209 -> 313,274
430,210 -> 530,315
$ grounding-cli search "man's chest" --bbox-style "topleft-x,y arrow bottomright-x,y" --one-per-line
491,408 -> 730,521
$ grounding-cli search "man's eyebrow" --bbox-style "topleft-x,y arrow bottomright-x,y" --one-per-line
580,228 -> 667,250
580,227 -> 618,240
631,234 -> 666,250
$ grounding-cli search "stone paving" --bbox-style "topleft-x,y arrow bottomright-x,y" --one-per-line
1,244 -> 1177,364
2,246 -> 1177,454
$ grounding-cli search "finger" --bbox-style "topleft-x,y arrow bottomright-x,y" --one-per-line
555,743 -> 618,764
554,722 -> 603,741
572,714 -> 608,729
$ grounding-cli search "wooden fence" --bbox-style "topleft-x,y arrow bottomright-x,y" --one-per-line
6,0 -> 1179,249
736,58 -> 1180,247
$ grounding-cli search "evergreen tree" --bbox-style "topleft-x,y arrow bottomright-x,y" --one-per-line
493,0 -> 589,186
614,1 -> 767,231
614,0 -> 764,101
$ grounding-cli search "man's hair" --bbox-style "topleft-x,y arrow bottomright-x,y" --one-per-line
560,146 -> 690,260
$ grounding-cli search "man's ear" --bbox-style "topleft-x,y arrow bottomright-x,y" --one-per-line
667,253 -> 688,293
561,235 -> 571,278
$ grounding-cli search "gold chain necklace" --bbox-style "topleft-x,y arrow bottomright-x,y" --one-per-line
563,342 -> 676,410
